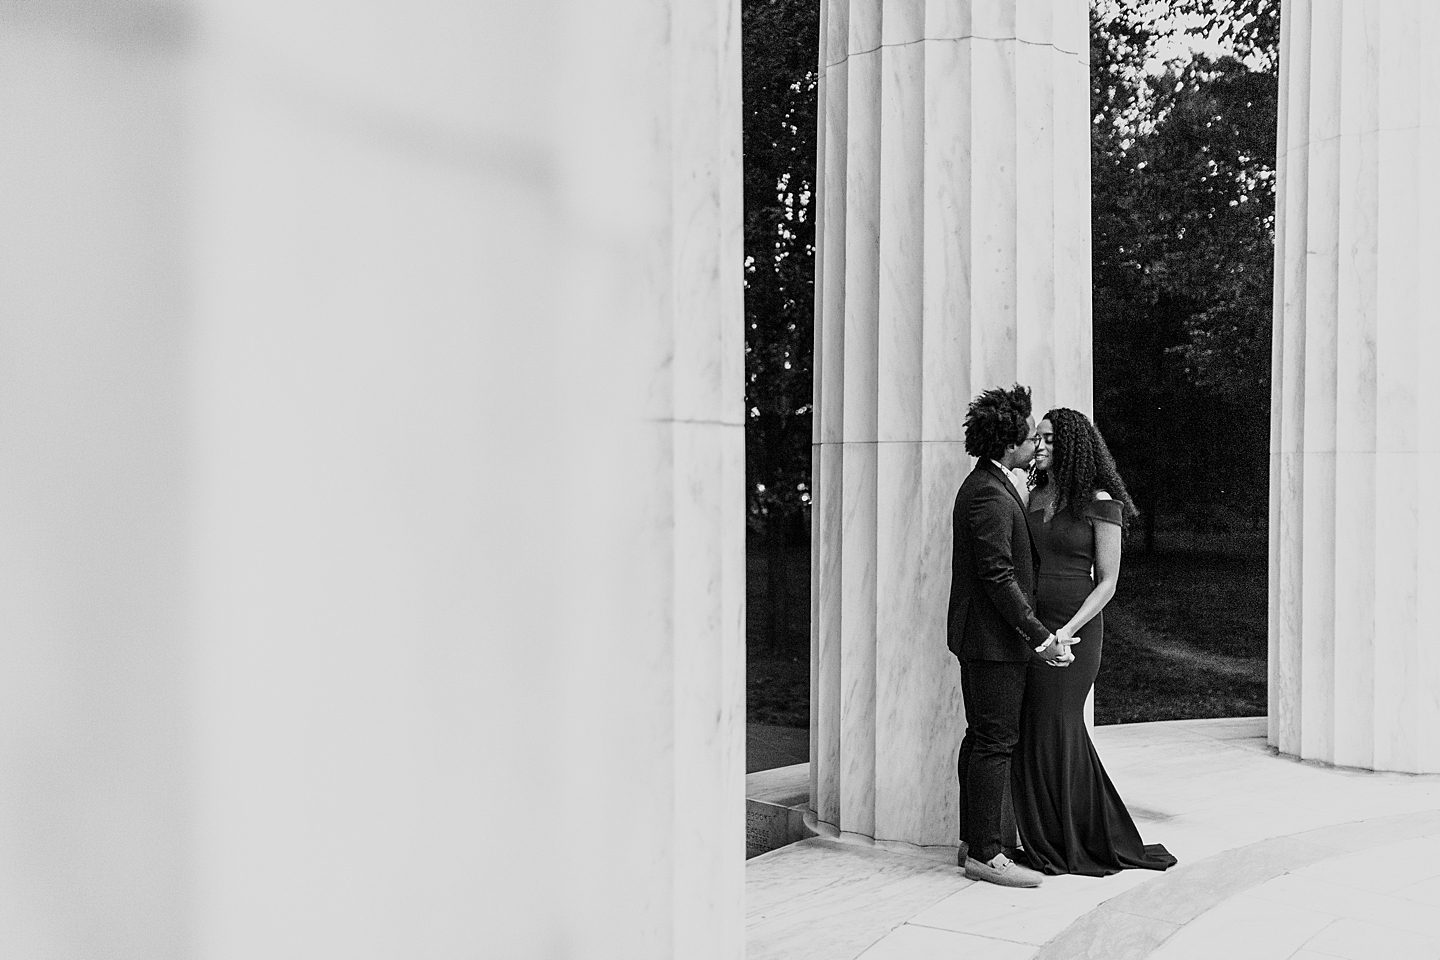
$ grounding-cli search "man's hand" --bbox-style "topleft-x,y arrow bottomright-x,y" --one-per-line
1037,637 -> 1070,667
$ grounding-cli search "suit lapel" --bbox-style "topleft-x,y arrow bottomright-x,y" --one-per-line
983,459 -> 1027,514
983,460 -> 1040,565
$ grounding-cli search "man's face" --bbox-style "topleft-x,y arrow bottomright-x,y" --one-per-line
1005,416 -> 1037,469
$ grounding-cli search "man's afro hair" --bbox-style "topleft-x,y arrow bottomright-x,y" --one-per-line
963,384 -> 1033,462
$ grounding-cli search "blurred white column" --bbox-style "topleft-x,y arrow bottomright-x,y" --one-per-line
810,0 -> 1093,851
0,1 -> 744,957
1270,0 -> 1440,773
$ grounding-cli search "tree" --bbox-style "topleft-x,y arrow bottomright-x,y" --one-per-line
738,0 -> 1282,556
742,0 -> 819,541
1090,0 -> 1278,548
743,0 -> 820,652
1170,0 -> 1280,72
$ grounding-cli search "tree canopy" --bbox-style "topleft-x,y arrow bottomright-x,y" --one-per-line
742,0 -> 1280,548
1090,0 -> 1277,544
742,0 -> 818,541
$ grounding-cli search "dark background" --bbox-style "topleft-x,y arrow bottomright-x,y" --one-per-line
743,0 -> 1280,728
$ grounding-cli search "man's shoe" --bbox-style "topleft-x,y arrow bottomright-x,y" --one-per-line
964,852 -> 1043,888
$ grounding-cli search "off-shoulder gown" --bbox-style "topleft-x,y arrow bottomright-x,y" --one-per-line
1010,495 -> 1177,876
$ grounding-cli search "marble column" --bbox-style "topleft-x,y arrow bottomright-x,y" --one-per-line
811,0 -> 1093,851
1270,0 -> 1440,774
0,1 -> 743,957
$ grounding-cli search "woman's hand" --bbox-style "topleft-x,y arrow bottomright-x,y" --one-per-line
1056,625 -> 1078,647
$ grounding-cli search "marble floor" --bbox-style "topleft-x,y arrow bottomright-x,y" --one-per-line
746,718 -> 1440,960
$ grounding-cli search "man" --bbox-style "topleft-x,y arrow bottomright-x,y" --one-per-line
947,384 -> 1069,888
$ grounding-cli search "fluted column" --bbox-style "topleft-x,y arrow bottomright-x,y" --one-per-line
1271,0 -> 1440,773
0,1 -> 743,957
811,0 -> 1092,851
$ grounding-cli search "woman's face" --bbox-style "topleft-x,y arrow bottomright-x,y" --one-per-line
1034,418 -> 1056,472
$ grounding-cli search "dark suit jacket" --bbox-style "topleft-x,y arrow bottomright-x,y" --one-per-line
946,459 -> 1051,662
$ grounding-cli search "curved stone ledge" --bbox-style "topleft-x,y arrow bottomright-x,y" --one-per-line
1036,809 -> 1440,959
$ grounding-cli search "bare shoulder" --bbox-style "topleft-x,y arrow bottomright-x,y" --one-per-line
1093,490 -> 1113,501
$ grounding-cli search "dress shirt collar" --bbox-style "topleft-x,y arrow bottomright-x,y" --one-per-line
990,459 -> 1030,506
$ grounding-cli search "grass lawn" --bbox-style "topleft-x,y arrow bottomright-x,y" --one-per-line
1094,547 -> 1267,724
746,537 -> 811,728
747,530 -> 1269,729
747,650 -> 810,728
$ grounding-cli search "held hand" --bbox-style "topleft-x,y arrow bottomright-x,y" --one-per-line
1054,631 -> 1077,665
1038,638 -> 1070,667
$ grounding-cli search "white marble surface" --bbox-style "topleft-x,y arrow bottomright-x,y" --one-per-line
192,0 -> 749,954
749,762 -> 811,807
814,3 -> 846,448
0,10 -> 190,957
838,442 -> 879,839
1151,833 -> 1440,960
1271,0 -> 1440,773
751,717 -> 1440,960
908,869 -> 1152,945
812,442 -> 845,827
859,925 -> 1036,960
812,0 -> 1092,847
876,38 -> 925,443
840,60 -> 882,449
0,2 -> 746,957
846,0 -> 882,58
747,838 -> 967,960
875,443 -> 959,846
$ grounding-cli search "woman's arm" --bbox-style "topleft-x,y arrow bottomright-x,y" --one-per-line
1056,496 -> 1122,645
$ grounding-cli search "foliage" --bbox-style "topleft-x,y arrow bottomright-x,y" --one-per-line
1090,0 -> 1278,543
742,0 -> 819,538
1168,0 -> 1280,72
740,0 -> 1282,545
1095,549 -> 1267,724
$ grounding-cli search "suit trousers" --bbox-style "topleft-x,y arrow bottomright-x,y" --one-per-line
956,659 -> 1028,863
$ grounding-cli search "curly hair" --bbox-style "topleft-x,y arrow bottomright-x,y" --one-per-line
1031,408 -> 1138,526
963,384 -> 1033,462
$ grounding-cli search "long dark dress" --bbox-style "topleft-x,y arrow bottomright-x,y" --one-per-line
1010,493 -> 1176,876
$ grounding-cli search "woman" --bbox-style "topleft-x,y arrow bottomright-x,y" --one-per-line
1009,408 -> 1176,876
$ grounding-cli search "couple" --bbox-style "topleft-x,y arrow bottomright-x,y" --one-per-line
947,384 -> 1176,888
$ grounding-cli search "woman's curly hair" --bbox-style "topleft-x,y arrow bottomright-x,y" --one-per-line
1031,408 -> 1138,527
963,384 -> 1033,462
